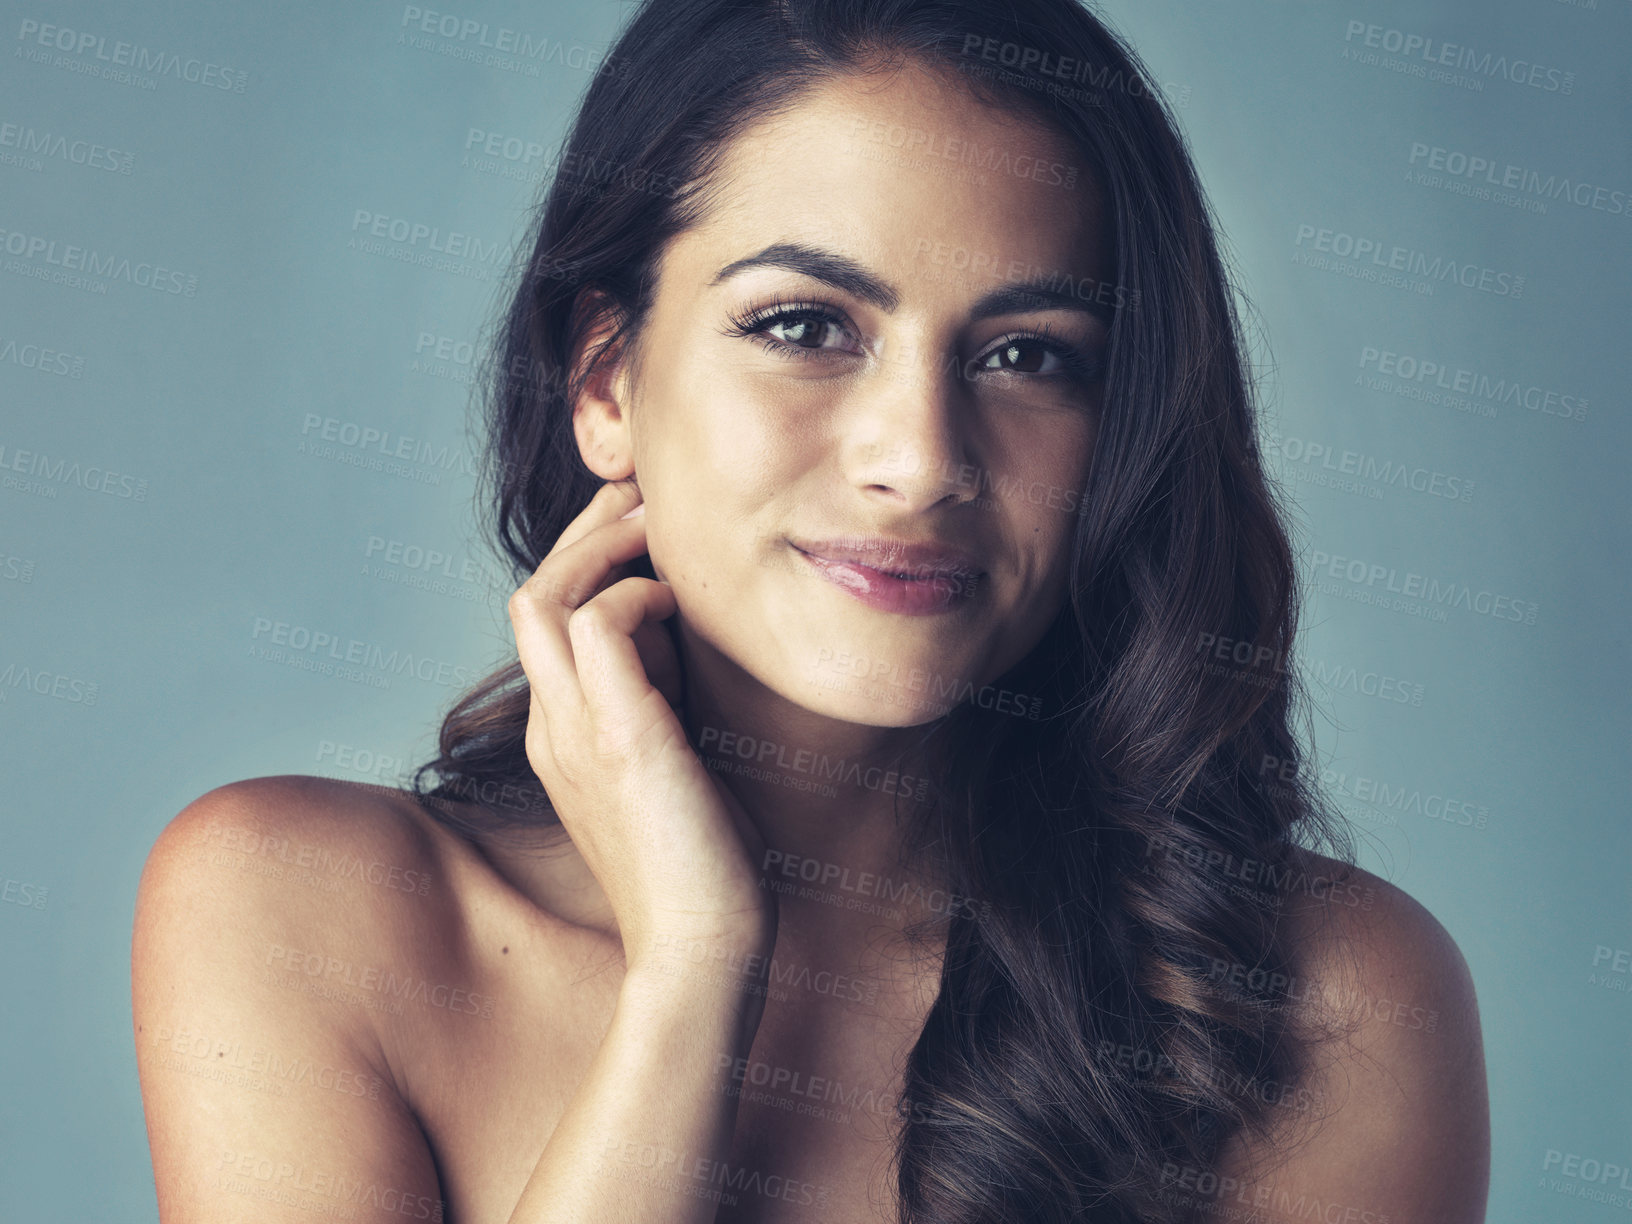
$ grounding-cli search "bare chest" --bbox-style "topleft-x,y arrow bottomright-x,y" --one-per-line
390,933 -> 914,1224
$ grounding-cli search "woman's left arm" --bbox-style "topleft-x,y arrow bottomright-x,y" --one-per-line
1202,868 -> 1490,1224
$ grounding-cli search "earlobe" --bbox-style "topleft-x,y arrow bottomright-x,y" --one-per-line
572,392 -> 634,480
569,300 -> 636,480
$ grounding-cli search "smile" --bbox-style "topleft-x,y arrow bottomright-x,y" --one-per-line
789,537 -> 984,616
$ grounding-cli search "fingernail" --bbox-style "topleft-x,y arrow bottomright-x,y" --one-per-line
619,503 -> 646,519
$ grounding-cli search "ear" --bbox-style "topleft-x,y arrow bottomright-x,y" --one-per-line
568,291 -> 636,481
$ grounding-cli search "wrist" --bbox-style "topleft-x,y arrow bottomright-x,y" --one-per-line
622,896 -> 776,968
619,945 -> 774,1042
626,921 -> 774,980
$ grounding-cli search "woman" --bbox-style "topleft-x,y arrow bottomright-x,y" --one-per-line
132,0 -> 1490,1220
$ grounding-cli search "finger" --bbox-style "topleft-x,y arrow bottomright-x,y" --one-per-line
510,513 -> 654,701
631,617 -> 683,709
546,479 -> 643,560
520,510 -> 654,619
508,575 -> 584,711
566,577 -> 680,723
520,686 -> 562,791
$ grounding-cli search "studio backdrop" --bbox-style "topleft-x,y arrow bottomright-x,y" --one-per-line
0,0 -> 1626,1220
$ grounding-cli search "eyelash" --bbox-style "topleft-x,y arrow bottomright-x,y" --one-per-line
722,296 -> 1103,382
723,295 -> 851,363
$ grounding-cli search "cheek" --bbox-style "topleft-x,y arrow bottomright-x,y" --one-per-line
1001,420 -> 1094,583
636,397 -> 801,581
649,374 -> 820,507
1001,411 -> 1094,502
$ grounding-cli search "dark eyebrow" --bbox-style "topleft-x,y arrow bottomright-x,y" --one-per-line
711,242 -> 899,312
968,283 -> 1113,328
712,242 -> 1112,326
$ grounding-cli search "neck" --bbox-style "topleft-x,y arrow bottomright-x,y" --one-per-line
449,616 -> 957,961
675,621 -> 952,944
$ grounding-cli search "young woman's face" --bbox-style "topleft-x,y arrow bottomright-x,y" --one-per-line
616,61 -> 1113,726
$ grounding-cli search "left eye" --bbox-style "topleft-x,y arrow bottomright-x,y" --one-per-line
975,338 -> 1070,375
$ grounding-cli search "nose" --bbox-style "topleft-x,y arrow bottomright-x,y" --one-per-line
842,342 -> 982,512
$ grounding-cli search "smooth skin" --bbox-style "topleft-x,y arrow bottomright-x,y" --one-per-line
132,60 -> 1488,1223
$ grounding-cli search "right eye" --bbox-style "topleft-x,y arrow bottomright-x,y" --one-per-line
725,299 -> 864,362
761,310 -> 850,351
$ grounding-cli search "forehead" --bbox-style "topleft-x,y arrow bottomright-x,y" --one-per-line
664,59 -> 1110,294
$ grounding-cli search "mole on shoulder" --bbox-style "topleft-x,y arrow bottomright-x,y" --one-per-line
502,946 -> 509,954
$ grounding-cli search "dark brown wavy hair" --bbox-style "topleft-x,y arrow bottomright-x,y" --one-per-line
409,0 -> 1355,1219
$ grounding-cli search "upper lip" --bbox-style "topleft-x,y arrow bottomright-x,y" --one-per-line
790,536 -> 984,578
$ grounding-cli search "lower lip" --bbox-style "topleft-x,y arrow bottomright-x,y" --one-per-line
792,547 -> 980,615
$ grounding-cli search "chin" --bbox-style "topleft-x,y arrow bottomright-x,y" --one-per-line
778,641 -> 980,728
788,670 -> 960,728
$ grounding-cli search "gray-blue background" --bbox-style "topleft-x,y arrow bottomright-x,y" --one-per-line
1,1 -> 1626,1219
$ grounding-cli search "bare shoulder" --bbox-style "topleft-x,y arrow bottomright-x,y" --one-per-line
135,775 -> 457,1015
131,775 -> 456,1221
1278,847 -> 1480,1033
142,773 -> 447,892
1203,847 -> 1490,1223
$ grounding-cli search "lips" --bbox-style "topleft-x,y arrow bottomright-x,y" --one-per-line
789,536 -> 984,615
